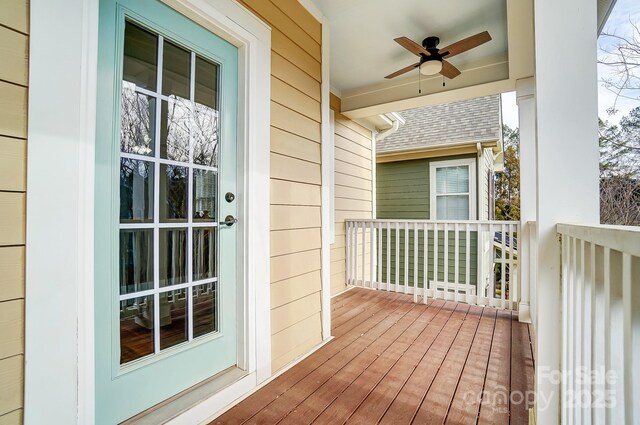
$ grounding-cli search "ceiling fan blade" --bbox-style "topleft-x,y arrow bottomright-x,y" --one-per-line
394,37 -> 431,57
439,31 -> 491,58
385,62 -> 420,79
440,60 -> 461,79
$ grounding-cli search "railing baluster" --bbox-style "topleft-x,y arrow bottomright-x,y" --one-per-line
414,221 -> 418,303
444,222 -> 449,300
386,221 -> 390,291
378,222 -> 382,291
501,223 -> 506,310
454,222 -> 459,303
423,222 -> 429,304
622,252 -> 633,424
361,221 -> 366,288
465,222 -> 471,305
346,221 -> 351,286
488,222 -> 494,307
395,222 -> 400,293
574,237 -> 583,425
433,223 -> 439,301
369,221 -> 375,289
561,232 -> 569,425
404,223 -> 409,295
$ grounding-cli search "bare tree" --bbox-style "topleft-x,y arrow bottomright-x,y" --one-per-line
599,20 -> 640,114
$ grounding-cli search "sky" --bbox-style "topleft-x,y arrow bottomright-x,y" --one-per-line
501,0 -> 640,130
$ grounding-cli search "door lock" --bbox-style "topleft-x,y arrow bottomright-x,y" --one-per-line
220,215 -> 237,227
225,192 -> 235,203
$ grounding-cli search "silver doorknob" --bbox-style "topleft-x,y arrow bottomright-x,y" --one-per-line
220,215 -> 237,227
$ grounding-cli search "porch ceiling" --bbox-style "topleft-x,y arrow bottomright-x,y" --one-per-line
312,0 -> 534,120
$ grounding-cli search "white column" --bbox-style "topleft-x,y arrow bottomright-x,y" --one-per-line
533,0 -> 600,423
516,77 -> 535,325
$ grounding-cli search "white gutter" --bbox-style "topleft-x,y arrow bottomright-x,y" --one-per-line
376,112 -> 404,141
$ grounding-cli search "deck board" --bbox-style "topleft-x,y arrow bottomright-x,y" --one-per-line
212,288 -> 534,425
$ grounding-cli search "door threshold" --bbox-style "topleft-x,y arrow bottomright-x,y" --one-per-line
121,367 -> 249,425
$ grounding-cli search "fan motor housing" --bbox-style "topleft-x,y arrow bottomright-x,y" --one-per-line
422,36 -> 440,49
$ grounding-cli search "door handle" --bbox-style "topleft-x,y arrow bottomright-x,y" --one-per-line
220,215 -> 237,227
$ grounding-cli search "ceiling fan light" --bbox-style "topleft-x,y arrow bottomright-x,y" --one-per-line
420,60 -> 443,76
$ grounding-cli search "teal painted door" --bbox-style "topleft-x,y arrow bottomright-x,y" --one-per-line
95,1 -> 238,423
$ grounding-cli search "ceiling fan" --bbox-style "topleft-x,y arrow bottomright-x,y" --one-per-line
385,31 -> 492,80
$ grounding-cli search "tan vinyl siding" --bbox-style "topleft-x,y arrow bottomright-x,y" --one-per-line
237,0 -> 324,372
0,3 -> 28,423
330,94 -> 374,295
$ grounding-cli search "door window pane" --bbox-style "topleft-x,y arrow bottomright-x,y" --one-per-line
159,289 -> 188,350
193,227 -> 216,281
123,22 -> 158,90
160,164 -> 188,222
120,159 -> 154,223
162,40 -> 191,99
193,169 -> 216,221
159,229 -> 187,287
192,103 -> 218,167
193,282 -> 217,338
119,229 -> 154,294
120,296 -> 154,364
195,56 -> 217,109
120,83 -> 155,156
160,98 -> 190,162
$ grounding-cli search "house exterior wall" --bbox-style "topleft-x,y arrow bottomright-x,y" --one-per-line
376,154 -> 481,288
0,1 -> 28,424
329,94 -> 374,296
236,0 -> 325,372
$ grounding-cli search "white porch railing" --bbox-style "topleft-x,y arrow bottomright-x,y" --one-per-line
557,223 -> 640,424
346,219 -> 520,311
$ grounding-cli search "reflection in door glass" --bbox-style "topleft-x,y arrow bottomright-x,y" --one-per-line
193,227 -> 216,281
118,21 -> 222,365
193,282 -> 217,338
120,296 -> 154,364
193,169 -> 216,221
119,229 -> 154,295
160,164 -> 188,222
162,40 -> 191,99
159,289 -> 189,350
123,22 -> 157,90
160,98 -> 190,162
159,228 -> 187,287
120,158 -> 154,222
120,83 -> 155,156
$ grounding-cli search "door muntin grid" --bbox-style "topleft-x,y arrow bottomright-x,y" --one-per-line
118,20 -> 222,365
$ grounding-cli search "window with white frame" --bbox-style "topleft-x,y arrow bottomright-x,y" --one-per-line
429,158 -> 476,220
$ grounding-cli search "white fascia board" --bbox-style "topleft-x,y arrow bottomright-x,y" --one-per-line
377,138 -> 500,158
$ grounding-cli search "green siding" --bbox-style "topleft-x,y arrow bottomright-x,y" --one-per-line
376,155 -> 479,290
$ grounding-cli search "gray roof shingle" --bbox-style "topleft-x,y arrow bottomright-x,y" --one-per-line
377,95 -> 501,154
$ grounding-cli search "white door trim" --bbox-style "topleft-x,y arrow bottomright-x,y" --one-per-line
25,0 -> 271,423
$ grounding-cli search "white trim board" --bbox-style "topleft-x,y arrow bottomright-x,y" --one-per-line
298,0 -> 334,342
25,0 -> 271,423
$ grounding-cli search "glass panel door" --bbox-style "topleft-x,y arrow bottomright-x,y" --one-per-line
95,1 -> 238,423
119,20 -> 223,365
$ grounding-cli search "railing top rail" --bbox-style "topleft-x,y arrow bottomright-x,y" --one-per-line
557,222 -> 640,257
345,219 -> 520,225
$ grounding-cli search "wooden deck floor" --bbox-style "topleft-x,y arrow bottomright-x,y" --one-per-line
213,288 -> 535,425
